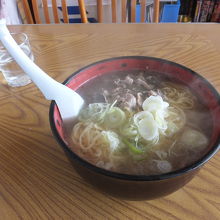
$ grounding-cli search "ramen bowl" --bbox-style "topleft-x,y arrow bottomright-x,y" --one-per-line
49,56 -> 220,200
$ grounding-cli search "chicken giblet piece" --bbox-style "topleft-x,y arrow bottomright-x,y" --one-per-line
137,92 -> 144,107
136,78 -> 154,90
123,76 -> 134,85
122,93 -> 137,111
146,90 -> 157,97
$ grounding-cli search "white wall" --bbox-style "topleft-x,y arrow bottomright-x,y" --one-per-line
2,0 -> 21,24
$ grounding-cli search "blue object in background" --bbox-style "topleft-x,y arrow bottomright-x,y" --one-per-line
58,6 -> 80,15
161,0 -> 181,23
60,18 -> 97,23
136,4 -> 141,22
136,0 -> 181,23
58,6 -> 97,23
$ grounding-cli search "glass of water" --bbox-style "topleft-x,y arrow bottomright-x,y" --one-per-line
0,33 -> 33,87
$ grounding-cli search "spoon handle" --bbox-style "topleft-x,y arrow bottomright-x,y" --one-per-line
0,21 -> 61,100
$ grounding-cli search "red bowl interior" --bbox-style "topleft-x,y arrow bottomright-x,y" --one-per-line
50,56 -> 220,178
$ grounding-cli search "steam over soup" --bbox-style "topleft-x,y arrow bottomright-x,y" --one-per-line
69,72 -> 212,175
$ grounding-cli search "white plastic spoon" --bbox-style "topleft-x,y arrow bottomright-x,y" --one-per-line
0,20 -> 84,123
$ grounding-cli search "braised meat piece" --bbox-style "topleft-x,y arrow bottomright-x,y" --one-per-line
102,73 -> 159,111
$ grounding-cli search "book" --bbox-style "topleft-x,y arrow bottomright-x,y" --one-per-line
199,0 -> 212,22
207,0 -> 216,21
194,0 -> 203,22
211,0 -> 220,22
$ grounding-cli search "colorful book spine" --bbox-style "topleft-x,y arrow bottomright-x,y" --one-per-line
194,0 -> 203,22
211,0 -> 220,22
207,0 -> 216,21
199,0 -> 212,22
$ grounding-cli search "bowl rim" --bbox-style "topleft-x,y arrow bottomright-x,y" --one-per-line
49,56 -> 220,181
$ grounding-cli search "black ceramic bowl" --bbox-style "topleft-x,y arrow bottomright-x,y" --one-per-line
49,56 -> 220,200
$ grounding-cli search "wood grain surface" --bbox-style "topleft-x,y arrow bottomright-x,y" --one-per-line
0,24 -> 219,219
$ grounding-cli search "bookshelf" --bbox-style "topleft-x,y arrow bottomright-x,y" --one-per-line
179,0 -> 220,22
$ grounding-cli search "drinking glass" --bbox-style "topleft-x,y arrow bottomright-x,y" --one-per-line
0,33 -> 33,87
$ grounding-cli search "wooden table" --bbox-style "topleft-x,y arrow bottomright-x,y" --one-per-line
0,24 -> 219,219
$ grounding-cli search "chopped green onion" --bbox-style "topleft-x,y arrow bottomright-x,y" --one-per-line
122,139 -> 143,154
104,107 -> 126,129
